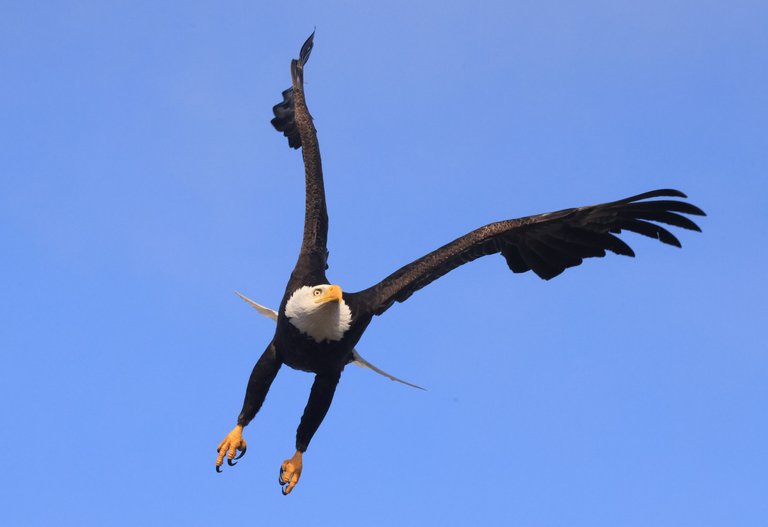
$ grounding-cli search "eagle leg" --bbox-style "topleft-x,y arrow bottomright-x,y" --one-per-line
279,451 -> 303,495
215,425 -> 247,472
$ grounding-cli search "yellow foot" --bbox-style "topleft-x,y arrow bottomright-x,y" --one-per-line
215,425 -> 247,472
279,451 -> 303,495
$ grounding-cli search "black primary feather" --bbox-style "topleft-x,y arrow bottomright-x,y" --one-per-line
221,35 -> 707,488
350,189 -> 705,314
299,30 -> 315,65
271,88 -> 301,148
271,32 -> 315,149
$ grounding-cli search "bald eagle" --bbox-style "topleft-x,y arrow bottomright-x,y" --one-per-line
215,33 -> 705,495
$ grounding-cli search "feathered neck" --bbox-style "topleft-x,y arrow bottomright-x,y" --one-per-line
284,286 -> 352,342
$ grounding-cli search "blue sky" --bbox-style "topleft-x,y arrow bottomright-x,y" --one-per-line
1,1 -> 766,525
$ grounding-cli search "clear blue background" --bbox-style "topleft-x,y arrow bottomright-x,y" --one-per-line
2,1 -> 766,525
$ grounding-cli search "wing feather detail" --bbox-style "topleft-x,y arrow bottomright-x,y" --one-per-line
270,32 -> 315,149
350,189 -> 704,316
271,32 -> 330,282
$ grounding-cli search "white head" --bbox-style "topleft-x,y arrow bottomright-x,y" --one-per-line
284,284 -> 352,343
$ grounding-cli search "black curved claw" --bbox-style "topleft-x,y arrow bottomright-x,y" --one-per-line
216,465 -> 223,473
281,486 -> 289,496
279,467 -> 286,485
227,458 -> 237,467
233,447 -> 246,461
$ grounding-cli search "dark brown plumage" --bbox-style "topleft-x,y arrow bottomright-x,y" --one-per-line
350,189 -> 705,315
270,31 -> 315,150
216,33 -> 705,495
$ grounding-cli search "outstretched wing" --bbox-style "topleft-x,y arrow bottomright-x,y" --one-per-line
271,32 -> 330,285
271,32 -> 314,149
350,189 -> 705,316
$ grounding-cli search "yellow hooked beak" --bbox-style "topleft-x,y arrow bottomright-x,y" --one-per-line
314,284 -> 343,304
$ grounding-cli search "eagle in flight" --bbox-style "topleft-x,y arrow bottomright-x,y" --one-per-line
215,33 -> 705,495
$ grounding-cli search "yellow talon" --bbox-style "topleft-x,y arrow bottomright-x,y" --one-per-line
279,451 -> 303,495
216,425 -> 246,471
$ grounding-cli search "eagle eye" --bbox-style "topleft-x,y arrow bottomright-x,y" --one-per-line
313,288 -> 322,296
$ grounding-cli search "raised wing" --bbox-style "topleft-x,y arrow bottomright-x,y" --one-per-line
350,189 -> 705,316
271,32 -> 330,283
271,32 -> 314,149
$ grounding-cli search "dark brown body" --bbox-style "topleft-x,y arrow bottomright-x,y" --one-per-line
219,33 -> 704,491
